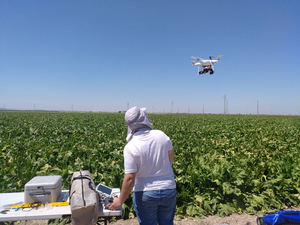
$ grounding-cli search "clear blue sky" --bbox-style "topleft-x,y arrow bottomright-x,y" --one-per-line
1,0 -> 299,114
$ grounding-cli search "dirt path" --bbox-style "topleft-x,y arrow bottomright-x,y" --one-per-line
16,207 -> 300,225
107,213 -> 260,225
15,213 -> 262,225
108,207 -> 300,225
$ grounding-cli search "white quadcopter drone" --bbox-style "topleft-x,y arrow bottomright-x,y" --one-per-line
191,55 -> 222,75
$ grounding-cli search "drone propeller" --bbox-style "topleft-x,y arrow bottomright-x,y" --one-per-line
191,56 -> 200,61
217,55 -> 223,60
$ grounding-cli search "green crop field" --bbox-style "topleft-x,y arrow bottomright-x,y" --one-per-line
0,111 -> 299,218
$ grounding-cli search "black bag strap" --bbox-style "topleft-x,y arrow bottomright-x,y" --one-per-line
72,175 -> 92,183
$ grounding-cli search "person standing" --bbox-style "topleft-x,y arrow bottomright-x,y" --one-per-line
107,106 -> 176,225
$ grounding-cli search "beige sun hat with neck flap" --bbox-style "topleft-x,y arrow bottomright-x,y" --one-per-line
125,106 -> 153,142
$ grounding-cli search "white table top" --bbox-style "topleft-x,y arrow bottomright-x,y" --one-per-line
0,189 -> 122,222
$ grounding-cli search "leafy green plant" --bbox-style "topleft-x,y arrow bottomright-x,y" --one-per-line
0,111 -> 299,218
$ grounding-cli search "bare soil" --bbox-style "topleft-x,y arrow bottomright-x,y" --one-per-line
8,213 -> 271,225
14,207 -> 300,225
108,213 -> 259,225
13,214 -> 259,225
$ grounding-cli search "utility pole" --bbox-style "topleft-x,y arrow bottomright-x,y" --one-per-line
257,100 -> 259,115
224,95 -> 227,114
226,97 -> 228,114
202,104 -> 204,114
171,101 -> 174,113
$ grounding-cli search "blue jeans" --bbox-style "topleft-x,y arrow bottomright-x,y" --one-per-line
133,189 -> 176,225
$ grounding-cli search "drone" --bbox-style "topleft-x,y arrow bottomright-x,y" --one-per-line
191,55 -> 222,75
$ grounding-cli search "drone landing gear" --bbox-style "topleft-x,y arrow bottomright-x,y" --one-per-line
199,69 -> 214,75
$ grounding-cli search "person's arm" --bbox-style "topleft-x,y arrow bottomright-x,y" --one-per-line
119,172 -> 136,204
168,149 -> 174,165
107,172 -> 136,210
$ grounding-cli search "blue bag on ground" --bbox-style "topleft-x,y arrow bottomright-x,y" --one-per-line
257,211 -> 300,225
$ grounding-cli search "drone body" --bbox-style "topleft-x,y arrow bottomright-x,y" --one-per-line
192,55 -> 222,75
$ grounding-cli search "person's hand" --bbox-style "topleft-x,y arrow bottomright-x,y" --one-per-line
106,197 -> 122,210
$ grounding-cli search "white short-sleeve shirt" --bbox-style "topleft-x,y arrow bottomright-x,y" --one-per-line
124,129 -> 176,192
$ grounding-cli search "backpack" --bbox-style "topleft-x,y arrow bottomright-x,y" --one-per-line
70,171 -> 99,225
